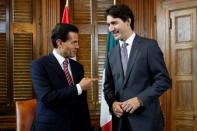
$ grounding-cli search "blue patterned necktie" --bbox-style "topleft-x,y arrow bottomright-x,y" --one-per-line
121,43 -> 128,76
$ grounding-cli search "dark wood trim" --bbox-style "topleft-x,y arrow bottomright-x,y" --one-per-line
0,116 -> 15,129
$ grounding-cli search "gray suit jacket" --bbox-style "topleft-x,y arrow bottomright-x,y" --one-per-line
104,35 -> 171,131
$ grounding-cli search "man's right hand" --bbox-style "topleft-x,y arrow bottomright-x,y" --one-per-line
79,77 -> 98,90
112,101 -> 124,118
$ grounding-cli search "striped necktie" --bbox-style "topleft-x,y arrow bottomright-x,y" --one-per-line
63,59 -> 73,86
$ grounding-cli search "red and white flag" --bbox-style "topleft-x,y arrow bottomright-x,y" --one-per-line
61,0 -> 70,24
100,70 -> 112,131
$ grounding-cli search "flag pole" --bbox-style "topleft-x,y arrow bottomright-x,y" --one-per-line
66,0 -> 69,7
113,0 -> 116,5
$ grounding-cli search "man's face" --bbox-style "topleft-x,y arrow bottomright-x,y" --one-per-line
107,15 -> 131,41
58,32 -> 79,58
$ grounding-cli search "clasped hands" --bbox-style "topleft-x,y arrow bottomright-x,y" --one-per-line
112,97 -> 141,118
79,77 -> 98,90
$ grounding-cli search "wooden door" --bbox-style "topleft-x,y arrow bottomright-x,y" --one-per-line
169,4 -> 197,131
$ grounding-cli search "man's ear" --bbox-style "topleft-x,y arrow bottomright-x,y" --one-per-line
56,39 -> 62,46
127,18 -> 131,24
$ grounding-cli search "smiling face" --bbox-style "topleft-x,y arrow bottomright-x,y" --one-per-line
107,15 -> 133,41
57,32 -> 79,58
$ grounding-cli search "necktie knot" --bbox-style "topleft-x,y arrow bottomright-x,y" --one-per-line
122,43 -> 128,49
63,59 -> 68,67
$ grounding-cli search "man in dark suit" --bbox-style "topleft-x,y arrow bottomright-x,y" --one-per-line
104,5 -> 171,131
31,23 -> 96,131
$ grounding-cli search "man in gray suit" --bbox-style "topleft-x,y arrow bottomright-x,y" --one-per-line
104,4 -> 171,131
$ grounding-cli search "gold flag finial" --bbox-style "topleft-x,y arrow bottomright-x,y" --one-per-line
66,0 -> 69,7
113,0 -> 116,5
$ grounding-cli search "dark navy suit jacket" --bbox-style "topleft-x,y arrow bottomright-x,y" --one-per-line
104,35 -> 171,131
30,53 -> 91,131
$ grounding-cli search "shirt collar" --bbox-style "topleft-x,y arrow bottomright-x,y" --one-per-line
53,49 -> 69,65
119,32 -> 136,47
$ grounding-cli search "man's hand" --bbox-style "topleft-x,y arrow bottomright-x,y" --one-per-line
79,77 -> 98,90
121,97 -> 141,113
112,101 -> 124,118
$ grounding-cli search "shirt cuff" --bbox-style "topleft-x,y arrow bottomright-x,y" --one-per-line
137,97 -> 143,106
76,84 -> 82,95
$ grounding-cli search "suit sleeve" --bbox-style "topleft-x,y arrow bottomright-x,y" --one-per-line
103,53 -> 116,111
137,40 -> 171,106
30,60 -> 79,107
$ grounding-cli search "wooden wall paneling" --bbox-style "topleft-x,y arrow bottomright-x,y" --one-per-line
70,1 -> 116,128
78,34 -> 94,110
71,0 -> 94,111
73,0 -> 116,112
97,34 -> 107,104
33,0 -> 40,59
0,0 -> 9,112
0,0 -> 40,129
96,0 -> 115,24
13,34 -> 33,100
0,33 -> 8,105
96,0 -> 114,109
7,0 -> 12,113
73,0 -> 91,24
41,0 -> 60,55
119,0 -> 156,38
92,0 -> 98,111
0,0 -> 79,129
156,1 -> 172,131
0,116 -> 15,129
12,0 -> 34,101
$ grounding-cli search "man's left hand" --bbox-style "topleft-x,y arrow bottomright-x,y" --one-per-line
121,97 -> 141,113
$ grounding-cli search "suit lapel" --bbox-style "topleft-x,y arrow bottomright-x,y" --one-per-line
122,35 -> 141,88
48,53 -> 67,84
113,44 -> 125,88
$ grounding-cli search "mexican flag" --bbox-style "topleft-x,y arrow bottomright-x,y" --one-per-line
100,32 -> 117,131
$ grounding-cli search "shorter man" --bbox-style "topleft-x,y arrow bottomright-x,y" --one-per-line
31,23 -> 96,131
